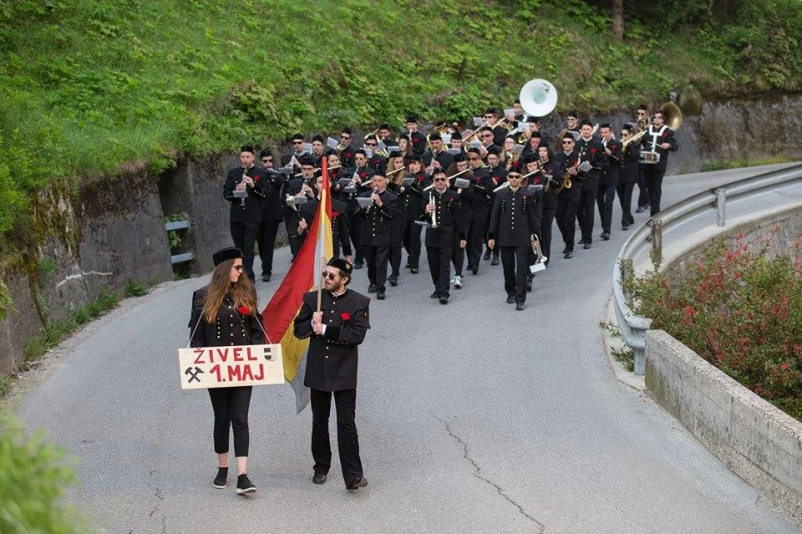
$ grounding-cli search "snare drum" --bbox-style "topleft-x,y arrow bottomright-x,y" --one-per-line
640,151 -> 661,164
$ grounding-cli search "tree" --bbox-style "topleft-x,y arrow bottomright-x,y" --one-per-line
612,0 -> 624,41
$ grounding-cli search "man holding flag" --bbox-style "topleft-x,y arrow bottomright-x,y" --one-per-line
261,159 -> 371,490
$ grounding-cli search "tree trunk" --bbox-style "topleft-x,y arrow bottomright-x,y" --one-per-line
612,0 -> 624,41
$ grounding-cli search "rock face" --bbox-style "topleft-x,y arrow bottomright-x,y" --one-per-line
0,94 -> 801,375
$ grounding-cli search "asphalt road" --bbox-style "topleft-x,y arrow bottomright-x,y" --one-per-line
15,163 -> 802,533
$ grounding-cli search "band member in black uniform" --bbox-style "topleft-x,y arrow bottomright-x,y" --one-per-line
310,135 -> 326,165
597,123 -> 621,240
640,110 -> 678,216
458,153 -> 492,274
377,124 -> 394,147
617,124 -> 640,230
449,131 -> 463,152
564,111 -> 580,138
223,146 -> 267,280
294,258 -> 370,491
400,154 -> 429,274
635,104 -> 651,213
281,134 -> 307,167
385,156 -> 407,285
422,169 -> 467,304
487,170 -> 541,311
297,174 -> 352,262
358,174 -> 399,300
521,132 -> 543,159
527,147 -> 559,267
423,132 -> 454,174
257,150 -> 284,282
364,136 -> 387,175
483,147 -> 506,265
574,120 -> 608,249
554,134 -> 581,259
404,116 -> 427,155
339,128 -> 356,169
484,107 -> 509,147
283,155 -> 318,260
396,134 -> 414,159
189,247 -> 263,495
477,127 -> 500,162
344,151 -> 376,269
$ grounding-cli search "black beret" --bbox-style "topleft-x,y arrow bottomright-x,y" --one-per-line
486,146 -> 500,156
213,247 -> 243,266
240,145 -> 255,154
292,133 -> 304,141
406,115 -> 418,123
452,152 -> 467,162
328,257 -> 353,276
298,154 -> 317,166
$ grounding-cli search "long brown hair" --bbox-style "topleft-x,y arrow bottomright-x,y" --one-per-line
202,259 -> 257,324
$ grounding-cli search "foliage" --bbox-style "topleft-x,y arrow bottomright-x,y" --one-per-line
600,320 -> 634,372
625,232 -> 802,420
164,212 -> 189,250
0,278 -> 15,321
123,279 -> 148,298
0,417 -> 86,534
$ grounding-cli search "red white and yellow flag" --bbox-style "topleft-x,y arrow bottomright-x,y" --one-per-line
261,160 -> 333,412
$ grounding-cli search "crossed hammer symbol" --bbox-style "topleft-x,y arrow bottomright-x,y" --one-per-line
185,366 -> 203,383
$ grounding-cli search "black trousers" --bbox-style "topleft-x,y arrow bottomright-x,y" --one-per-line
256,220 -> 281,276
284,212 -> 303,259
501,244 -> 529,304
208,386 -> 252,457
390,245 -> 402,278
466,217 -> 486,268
311,388 -> 363,487
643,166 -> 666,216
596,183 -> 617,234
347,212 -> 363,263
427,245 -> 453,297
556,195 -> 580,252
403,221 -> 423,268
617,183 -> 636,226
485,212 -> 499,259
230,222 -> 259,278
541,208 -> 555,265
451,232 -> 464,276
364,243 -> 390,290
637,168 -> 649,208
576,186 -> 597,244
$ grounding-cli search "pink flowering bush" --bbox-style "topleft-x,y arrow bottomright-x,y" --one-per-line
625,231 -> 802,421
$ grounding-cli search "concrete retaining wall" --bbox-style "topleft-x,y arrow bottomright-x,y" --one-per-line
646,330 -> 802,521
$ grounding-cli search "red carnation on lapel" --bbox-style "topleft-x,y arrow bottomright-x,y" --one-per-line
417,176 -> 423,182
591,148 -> 598,154
663,132 -> 669,137
332,211 -> 340,217
238,306 -> 250,315
340,311 -> 351,321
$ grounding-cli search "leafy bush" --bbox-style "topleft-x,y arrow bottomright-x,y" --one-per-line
625,232 -> 802,420
0,418 -> 86,533
123,279 -> 148,298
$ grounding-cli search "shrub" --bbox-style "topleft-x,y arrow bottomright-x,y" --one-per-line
625,232 -> 802,420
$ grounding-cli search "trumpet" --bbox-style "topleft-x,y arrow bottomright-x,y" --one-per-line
429,191 -> 438,228
364,128 -> 379,140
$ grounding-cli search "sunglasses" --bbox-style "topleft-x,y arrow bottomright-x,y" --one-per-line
365,143 -> 377,147
262,158 -> 273,163
322,271 -> 338,280
293,141 -> 304,145
468,157 -> 480,161
562,141 -> 573,144
508,175 -> 522,179
233,265 -> 244,272
341,135 -> 351,139
433,177 -> 447,182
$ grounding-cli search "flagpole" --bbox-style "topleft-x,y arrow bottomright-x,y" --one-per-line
316,157 -> 329,314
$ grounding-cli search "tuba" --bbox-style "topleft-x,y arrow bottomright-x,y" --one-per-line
519,79 -> 558,119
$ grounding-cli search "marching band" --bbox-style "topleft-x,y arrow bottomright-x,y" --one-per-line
224,79 -> 680,308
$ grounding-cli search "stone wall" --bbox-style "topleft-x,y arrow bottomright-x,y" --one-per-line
646,330 -> 802,522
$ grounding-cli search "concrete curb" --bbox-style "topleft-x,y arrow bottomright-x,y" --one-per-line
602,298 -> 645,391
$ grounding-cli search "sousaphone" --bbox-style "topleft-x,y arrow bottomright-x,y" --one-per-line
519,79 -> 558,118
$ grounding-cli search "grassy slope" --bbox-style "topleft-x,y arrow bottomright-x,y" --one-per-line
0,0 -> 797,243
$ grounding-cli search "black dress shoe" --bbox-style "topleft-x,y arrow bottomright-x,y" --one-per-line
483,250 -> 491,261
491,256 -> 499,266
526,282 -> 533,292
368,284 -> 376,293
635,206 -> 645,213
346,477 -> 368,490
471,265 -> 478,275
622,224 -> 629,231
312,472 -> 327,485
410,267 -> 418,274
601,232 -> 610,240
562,246 -> 569,254
430,290 -> 440,299
377,289 -> 386,300
506,295 -> 515,304
583,242 -> 592,249
261,273 -> 271,282
354,261 -> 363,269
516,302 -> 526,311
389,277 -> 398,286
439,296 -> 449,305
564,251 -> 573,259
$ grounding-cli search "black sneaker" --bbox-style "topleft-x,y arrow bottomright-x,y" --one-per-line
237,473 -> 256,495
213,467 -> 228,489
346,477 -> 369,490
312,472 -> 327,485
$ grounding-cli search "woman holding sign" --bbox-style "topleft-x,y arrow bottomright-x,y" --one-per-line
189,247 -> 264,495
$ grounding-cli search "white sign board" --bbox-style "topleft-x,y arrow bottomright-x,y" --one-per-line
178,344 -> 284,390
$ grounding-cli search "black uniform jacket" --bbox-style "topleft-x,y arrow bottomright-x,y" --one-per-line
467,168 -> 494,221
600,138 -> 622,187
554,150 -> 582,199
640,125 -> 678,172
261,169 -> 286,222
573,136 -> 608,189
399,171 -> 431,219
189,287 -> 265,348
223,166 -> 268,224
488,186 -> 542,247
357,189 -> 399,247
298,198 -> 352,256
421,189 -> 467,247
619,143 -> 641,185
294,289 -> 370,392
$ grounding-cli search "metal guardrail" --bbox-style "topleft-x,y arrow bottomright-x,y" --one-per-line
165,219 -> 194,264
613,164 -> 802,375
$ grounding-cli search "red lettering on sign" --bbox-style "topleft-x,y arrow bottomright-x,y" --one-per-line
241,365 -> 254,381
253,364 -> 264,380
228,365 -> 242,382
233,347 -> 243,362
210,365 -> 221,382
247,347 -> 257,361
215,348 -> 229,363
193,348 -> 205,365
